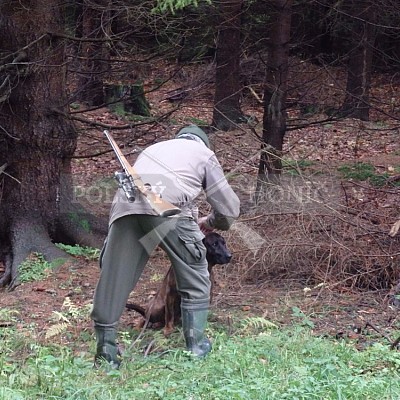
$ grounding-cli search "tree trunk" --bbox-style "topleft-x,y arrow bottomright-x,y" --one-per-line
76,1 -> 111,106
339,1 -> 376,121
212,0 -> 243,131
0,0 -> 105,288
255,0 -> 292,202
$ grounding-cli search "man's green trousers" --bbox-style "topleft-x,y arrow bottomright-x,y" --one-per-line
91,214 -> 211,328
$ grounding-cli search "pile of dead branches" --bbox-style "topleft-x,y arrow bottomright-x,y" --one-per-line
224,177 -> 400,291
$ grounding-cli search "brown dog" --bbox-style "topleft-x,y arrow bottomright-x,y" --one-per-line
126,232 -> 232,336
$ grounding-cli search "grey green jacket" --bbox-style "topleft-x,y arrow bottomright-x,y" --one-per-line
109,137 -> 240,230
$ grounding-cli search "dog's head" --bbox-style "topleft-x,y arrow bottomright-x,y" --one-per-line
203,232 -> 232,266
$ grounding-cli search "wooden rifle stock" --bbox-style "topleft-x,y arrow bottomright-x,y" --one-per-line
104,130 -> 181,217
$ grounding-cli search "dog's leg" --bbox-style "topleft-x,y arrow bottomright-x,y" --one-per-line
209,267 -> 215,303
163,268 -> 178,336
163,292 -> 175,336
127,232 -> 231,335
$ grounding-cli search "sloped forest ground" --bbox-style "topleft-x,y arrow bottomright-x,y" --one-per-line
1,59 -> 400,355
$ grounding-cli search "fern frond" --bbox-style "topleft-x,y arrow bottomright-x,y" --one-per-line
52,310 -> 70,323
62,296 -> 81,318
45,322 -> 69,339
240,317 -> 278,333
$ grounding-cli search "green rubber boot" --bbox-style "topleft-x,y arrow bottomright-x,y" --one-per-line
94,325 -> 121,369
181,299 -> 212,357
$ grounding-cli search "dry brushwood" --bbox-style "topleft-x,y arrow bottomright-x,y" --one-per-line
224,176 -> 400,291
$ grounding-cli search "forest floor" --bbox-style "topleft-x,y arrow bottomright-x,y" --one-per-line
1,60 -> 400,355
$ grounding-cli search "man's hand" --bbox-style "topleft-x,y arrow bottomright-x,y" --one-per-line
198,216 -> 214,234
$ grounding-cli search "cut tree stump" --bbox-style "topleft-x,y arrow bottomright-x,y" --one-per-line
104,81 -> 151,116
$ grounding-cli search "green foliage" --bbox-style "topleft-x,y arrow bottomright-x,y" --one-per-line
338,162 -> 376,181
55,243 -> 100,261
2,321 -> 400,399
337,162 -> 399,187
18,253 -> 52,283
291,306 -> 315,329
369,173 -> 392,187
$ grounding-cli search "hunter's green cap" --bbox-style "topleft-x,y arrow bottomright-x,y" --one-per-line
176,125 -> 210,148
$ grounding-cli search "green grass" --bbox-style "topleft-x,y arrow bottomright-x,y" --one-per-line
337,162 -> 376,181
337,162 -> 400,187
1,315 -> 400,399
55,244 -> 100,261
